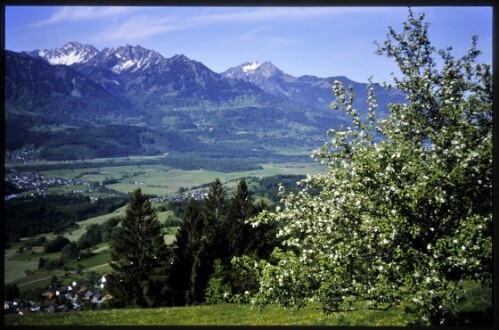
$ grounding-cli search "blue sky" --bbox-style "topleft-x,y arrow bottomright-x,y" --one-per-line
5,6 -> 492,83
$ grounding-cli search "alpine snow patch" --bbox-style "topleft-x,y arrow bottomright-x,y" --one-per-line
242,61 -> 262,73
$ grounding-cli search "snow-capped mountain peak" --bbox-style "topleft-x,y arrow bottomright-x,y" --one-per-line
222,60 -> 282,81
220,60 -> 300,99
28,42 -> 166,75
101,44 -> 165,74
32,41 -> 98,66
242,61 -> 262,73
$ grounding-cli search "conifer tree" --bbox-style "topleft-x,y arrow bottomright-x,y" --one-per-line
189,179 -> 227,303
211,179 -> 260,298
203,179 -> 227,262
169,197 -> 204,305
226,179 -> 254,257
107,188 -> 171,307
204,179 -> 226,224
170,180 -> 280,305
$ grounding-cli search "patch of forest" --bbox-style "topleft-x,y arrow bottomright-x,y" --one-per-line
3,174 -> 305,244
4,195 -> 128,242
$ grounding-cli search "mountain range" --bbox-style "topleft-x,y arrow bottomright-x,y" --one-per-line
5,42 -> 406,162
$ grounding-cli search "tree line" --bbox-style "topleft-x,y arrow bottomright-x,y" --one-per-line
4,195 -> 128,242
106,179 -> 281,307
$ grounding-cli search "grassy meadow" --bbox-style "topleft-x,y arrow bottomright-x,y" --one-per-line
3,302 -> 411,326
4,282 -> 492,326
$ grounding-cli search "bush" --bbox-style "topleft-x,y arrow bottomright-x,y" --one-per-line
45,259 -> 64,271
38,257 -> 46,269
44,236 -> 71,253
36,236 -> 48,245
205,260 -> 233,304
77,224 -> 102,250
60,242 -> 80,262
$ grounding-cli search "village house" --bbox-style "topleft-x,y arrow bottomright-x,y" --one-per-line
4,274 -> 111,315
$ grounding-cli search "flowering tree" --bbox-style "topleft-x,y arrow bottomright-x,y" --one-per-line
240,10 -> 492,325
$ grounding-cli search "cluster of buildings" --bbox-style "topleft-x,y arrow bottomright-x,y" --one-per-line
5,173 -> 87,197
6,145 -> 42,163
4,276 -> 112,315
150,190 -> 208,203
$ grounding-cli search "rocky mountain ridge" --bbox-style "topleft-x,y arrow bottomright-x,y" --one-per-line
6,41 -> 406,161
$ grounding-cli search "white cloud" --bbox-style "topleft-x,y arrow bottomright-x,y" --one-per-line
218,26 -> 300,52
93,7 -> 404,42
188,7 -> 398,24
28,6 -> 132,28
29,6 -> 406,44
95,15 -> 190,42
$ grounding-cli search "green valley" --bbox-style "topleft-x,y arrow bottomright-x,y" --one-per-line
4,158 -> 321,291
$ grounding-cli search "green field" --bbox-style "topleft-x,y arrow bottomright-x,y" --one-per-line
35,161 -> 324,196
4,303 -> 410,326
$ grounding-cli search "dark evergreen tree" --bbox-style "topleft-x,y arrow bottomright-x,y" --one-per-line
107,188 -> 171,307
206,179 -> 281,300
169,179 -> 280,305
204,179 -> 226,224
168,197 -> 204,305
188,179 -> 230,304
200,180 -> 227,283
226,179 -> 255,257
